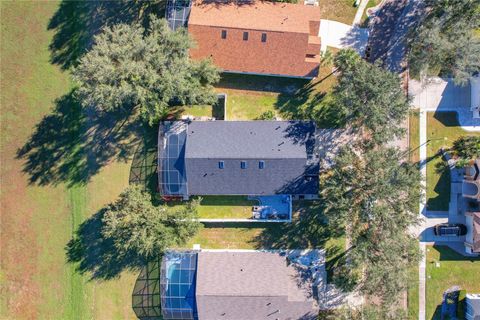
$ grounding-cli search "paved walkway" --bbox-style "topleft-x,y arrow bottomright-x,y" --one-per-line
418,109 -> 428,320
419,242 -> 426,320
352,0 -> 369,25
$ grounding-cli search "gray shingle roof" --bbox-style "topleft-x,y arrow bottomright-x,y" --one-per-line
195,251 -> 317,320
185,121 -> 315,159
182,121 -> 319,196
186,158 -> 318,195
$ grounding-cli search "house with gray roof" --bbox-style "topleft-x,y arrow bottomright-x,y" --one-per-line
157,121 -> 319,200
159,250 -> 320,320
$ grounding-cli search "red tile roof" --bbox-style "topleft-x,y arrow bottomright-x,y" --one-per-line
188,0 -> 321,78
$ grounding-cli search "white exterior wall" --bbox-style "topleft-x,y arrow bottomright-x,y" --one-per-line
471,76 -> 480,112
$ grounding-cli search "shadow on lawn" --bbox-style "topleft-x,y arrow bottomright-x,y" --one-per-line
17,90 -> 141,187
426,160 -> 451,211
255,201 -> 343,249
270,72 -> 345,128
48,0 -> 164,70
434,245 -> 480,262
216,73 -> 308,94
432,111 -> 461,128
65,208 -> 146,280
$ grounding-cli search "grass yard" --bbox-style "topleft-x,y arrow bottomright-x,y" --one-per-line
426,112 -> 480,211
196,196 -> 258,219
185,201 -> 344,249
217,65 -> 341,127
319,0 -> 358,25
426,246 -> 480,320
409,110 -> 421,164
1,2 -> 140,319
225,91 -> 279,120
408,264 -> 420,320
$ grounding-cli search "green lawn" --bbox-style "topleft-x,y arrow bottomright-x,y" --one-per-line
319,0 -> 358,25
196,196 -> 258,219
186,201 -> 343,249
217,66 -> 341,127
226,92 -> 279,120
408,264 -> 420,320
426,112 -> 480,211
426,246 -> 480,320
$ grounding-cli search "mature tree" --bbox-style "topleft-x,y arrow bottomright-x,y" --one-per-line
452,135 -> 480,160
351,229 -> 420,304
322,145 -> 422,305
332,49 -> 410,145
101,185 -> 201,259
407,0 -> 480,85
73,16 -> 220,124
333,48 -> 361,73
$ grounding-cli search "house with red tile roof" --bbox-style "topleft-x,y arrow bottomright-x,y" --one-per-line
185,0 -> 322,78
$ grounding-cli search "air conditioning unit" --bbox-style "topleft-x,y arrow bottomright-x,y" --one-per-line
304,0 -> 318,6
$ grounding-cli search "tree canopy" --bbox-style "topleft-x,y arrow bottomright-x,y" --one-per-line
407,0 -> 480,84
332,49 -> 410,145
452,135 -> 480,160
73,16 -> 220,124
322,145 -> 421,306
101,185 -> 201,259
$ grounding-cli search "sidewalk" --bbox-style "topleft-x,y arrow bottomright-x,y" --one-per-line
352,0 -> 369,25
418,109 -> 427,320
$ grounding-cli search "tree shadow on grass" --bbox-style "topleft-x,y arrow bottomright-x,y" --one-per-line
48,0 -> 165,70
17,90 -> 142,187
253,201 -> 343,249
216,73 -> 308,93
426,155 -> 451,211
274,76 -> 346,128
66,208 -> 146,280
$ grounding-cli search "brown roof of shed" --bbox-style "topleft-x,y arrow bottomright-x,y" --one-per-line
189,0 -> 320,33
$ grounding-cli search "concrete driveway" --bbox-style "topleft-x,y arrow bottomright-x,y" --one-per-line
409,78 -> 480,131
409,78 -> 471,110
319,19 -> 369,55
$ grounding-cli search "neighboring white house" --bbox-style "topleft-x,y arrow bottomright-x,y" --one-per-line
466,293 -> 480,320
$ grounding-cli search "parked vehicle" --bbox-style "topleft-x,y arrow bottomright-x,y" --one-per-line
433,223 -> 467,236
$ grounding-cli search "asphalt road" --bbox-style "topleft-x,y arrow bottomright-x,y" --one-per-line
367,0 -> 425,73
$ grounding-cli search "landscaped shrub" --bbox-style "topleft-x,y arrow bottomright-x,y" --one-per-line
452,136 -> 480,160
